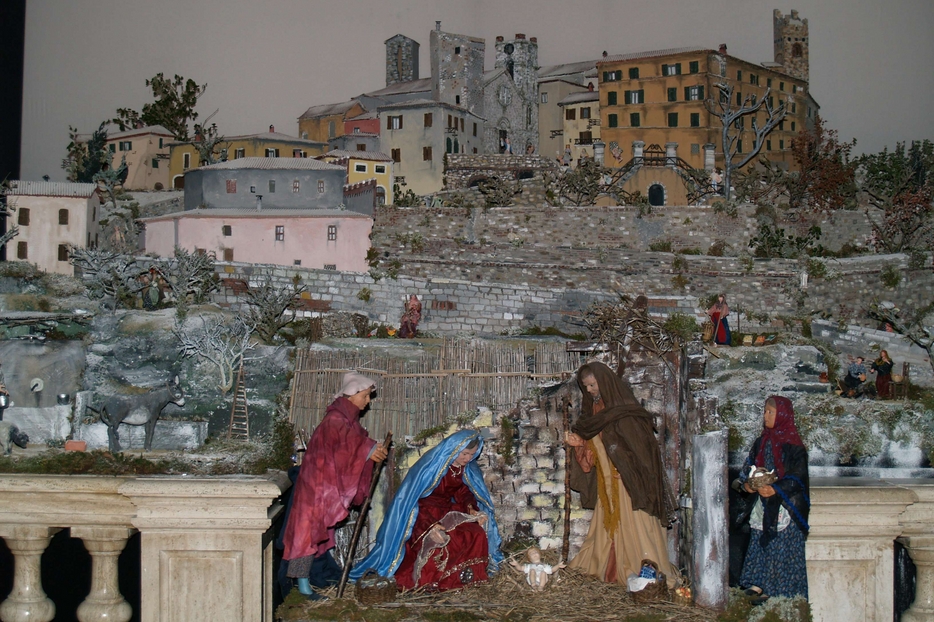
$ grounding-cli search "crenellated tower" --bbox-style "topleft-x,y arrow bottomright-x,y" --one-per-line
385,34 -> 420,87
773,9 -> 809,83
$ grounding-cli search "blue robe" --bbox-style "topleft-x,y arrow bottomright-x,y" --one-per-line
349,429 -> 504,581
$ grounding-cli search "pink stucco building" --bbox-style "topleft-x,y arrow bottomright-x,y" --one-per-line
141,208 -> 373,271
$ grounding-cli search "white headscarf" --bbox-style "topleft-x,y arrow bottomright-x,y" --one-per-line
334,371 -> 377,400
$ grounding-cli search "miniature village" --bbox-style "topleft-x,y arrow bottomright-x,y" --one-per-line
2,5 -> 934,622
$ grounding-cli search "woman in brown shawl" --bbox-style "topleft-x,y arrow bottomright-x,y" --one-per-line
565,361 -> 677,585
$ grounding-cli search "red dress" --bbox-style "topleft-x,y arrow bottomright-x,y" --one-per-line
394,467 -> 490,591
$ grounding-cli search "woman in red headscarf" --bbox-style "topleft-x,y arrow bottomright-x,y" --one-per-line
737,396 -> 810,604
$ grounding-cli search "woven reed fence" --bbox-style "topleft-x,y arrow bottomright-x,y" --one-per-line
289,339 -> 579,438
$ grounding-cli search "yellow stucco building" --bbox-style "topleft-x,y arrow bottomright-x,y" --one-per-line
297,101 -> 367,144
320,150 -> 394,206
558,90 -> 601,166
167,128 -> 328,189
97,125 -> 174,191
597,46 -> 816,172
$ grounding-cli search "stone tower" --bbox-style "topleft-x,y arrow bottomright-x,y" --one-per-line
429,21 -> 485,115
773,9 -> 809,83
385,34 -> 419,87
484,33 -> 540,154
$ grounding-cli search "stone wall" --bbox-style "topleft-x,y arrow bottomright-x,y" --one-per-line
443,154 -> 555,190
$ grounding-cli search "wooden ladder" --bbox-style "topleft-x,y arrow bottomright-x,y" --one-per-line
227,363 -> 250,441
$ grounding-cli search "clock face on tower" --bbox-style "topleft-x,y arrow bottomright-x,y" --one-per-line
503,43 -> 514,55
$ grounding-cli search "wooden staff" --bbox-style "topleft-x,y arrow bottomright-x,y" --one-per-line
336,431 -> 393,598
561,395 -> 572,563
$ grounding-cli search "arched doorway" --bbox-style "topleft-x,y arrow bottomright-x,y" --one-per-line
648,184 -> 665,206
173,175 -> 184,189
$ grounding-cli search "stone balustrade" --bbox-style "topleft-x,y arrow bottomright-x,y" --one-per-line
0,473 -> 288,622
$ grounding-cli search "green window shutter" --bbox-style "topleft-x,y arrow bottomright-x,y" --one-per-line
629,67 -> 639,79
608,114 -> 618,128
109,144 -> 115,153
668,113 -> 678,127
698,86 -> 704,100
690,60 -> 699,74
624,90 -> 631,104
668,88 -> 677,102
638,89 -> 644,103
690,113 -> 700,127
607,91 -> 617,105
684,87 -> 690,101
630,113 -> 640,127
661,64 -> 668,75
603,71 -> 609,82
675,63 -> 682,75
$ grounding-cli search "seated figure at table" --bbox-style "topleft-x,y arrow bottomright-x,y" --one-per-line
349,429 -> 503,591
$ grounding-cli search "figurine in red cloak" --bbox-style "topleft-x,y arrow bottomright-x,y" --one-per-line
282,372 -> 388,599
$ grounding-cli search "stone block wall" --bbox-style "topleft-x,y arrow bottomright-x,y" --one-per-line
443,154 -> 555,190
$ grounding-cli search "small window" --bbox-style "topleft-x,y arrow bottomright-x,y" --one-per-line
625,90 -> 644,104
58,245 -> 69,262
779,139 -> 785,150
691,143 -> 700,155
791,103 -> 797,113
791,121 -> 796,132
455,95 -> 461,105
152,158 -> 160,169
580,107 -> 591,119
388,115 -> 403,130
541,92 -> 548,104
234,148 -> 245,159
629,113 -> 640,127
250,185 -> 256,193
667,113 -> 678,128
454,45 -> 461,55
119,141 -> 132,151
223,248 -> 233,262
265,148 -> 279,157
159,138 -> 164,148
685,85 -> 704,101
301,132 -> 308,139
328,120 -> 336,139
317,180 -> 324,193
109,144 -> 116,153
226,179 -> 237,193
767,78 -> 773,88
423,146 -> 432,161
473,123 -> 477,137
293,180 -> 301,193
293,149 -> 305,158
58,209 -> 68,225
323,263 -> 336,270
792,43 -> 803,58
17,241 -> 27,259
222,225 -> 232,236
275,226 -> 284,241
460,117 -> 464,132
391,148 -> 401,163
269,180 -> 276,193
607,91 -> 617,106
565,108 -> 576,120
629,67 -> 639,79
424,113 -> 433,127
737,140 -> 743,154
357,144 -> 366,151
293,260 -> 302,266
767,139 -> 772,151
662,63 -> 681,76
690,112 -> 700,127
183,153 -> 191,169
779,121 -> 785,131
608,114 -> 618,128
737,70 -> 743,81
375,165 -> 386,174
779,81 -> 785,92
327,225 -> 337,241
354,163 -> 367,173
689,60 -> 699,74
736,92 -> 742,106
667,87 -> 677,102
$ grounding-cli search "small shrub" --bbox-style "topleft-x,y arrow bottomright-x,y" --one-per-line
708,240 -> 729,256
880,264 -> 902,289
356,287 -> 372,302
679,247 -> 703,255
909,249 -> 928,270
806,258 -> 827,280
649,239 -> 673,252
662,312 -> 699,343
671,274 -> 689,289
672,255 -> 688,272
713,200 -> 738,218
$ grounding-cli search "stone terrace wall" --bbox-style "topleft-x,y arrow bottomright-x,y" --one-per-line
212,250 -> 934,336
374,203 -> 877,259
443,154 -> 556,189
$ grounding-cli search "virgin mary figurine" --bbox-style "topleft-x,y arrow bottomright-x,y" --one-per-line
349,430 -> 504,591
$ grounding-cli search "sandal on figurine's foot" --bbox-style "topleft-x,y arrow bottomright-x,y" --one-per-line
743,586 -> 763,598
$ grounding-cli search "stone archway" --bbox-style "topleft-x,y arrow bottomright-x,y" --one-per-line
172,175 -> 184,190
648,183 -> 665,206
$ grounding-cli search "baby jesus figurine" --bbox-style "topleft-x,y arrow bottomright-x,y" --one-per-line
509,547 -> 566,591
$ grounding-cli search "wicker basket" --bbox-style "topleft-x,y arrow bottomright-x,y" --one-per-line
354,569 -> 397,605
629,559 -> 669,604
702,321 -> 714,342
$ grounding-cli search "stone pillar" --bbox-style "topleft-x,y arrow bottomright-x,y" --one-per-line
632,140 -> 644,161
592,140 -> 605,165
806,482 -> 916,622
665,142 -> 678,166
896,483 -> 934,622
72,527 -> 135,622
0,525 -> 60,622
120,474 -> 288,622
703,143 -> 716,171
691,430 -> 728,610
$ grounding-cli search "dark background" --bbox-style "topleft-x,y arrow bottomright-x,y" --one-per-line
0,0 -> 26,183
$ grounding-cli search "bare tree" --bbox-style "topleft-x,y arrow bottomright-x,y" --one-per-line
175,315 -> 256,394
243,277 -> 308,344
157,246 -> 219,321
706,81 -> 786,201
868,300 -> 934,377
0,179 -> 19,253
69,247 -> 145,311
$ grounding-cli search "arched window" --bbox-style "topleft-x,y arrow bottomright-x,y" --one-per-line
648,184 -> 665,206
446,137 -> 453,154
792,43 -> 803,58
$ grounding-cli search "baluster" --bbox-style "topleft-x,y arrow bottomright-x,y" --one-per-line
902,537 -> 934,622
71,527 -> 134,622
0,525 -> 60,622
